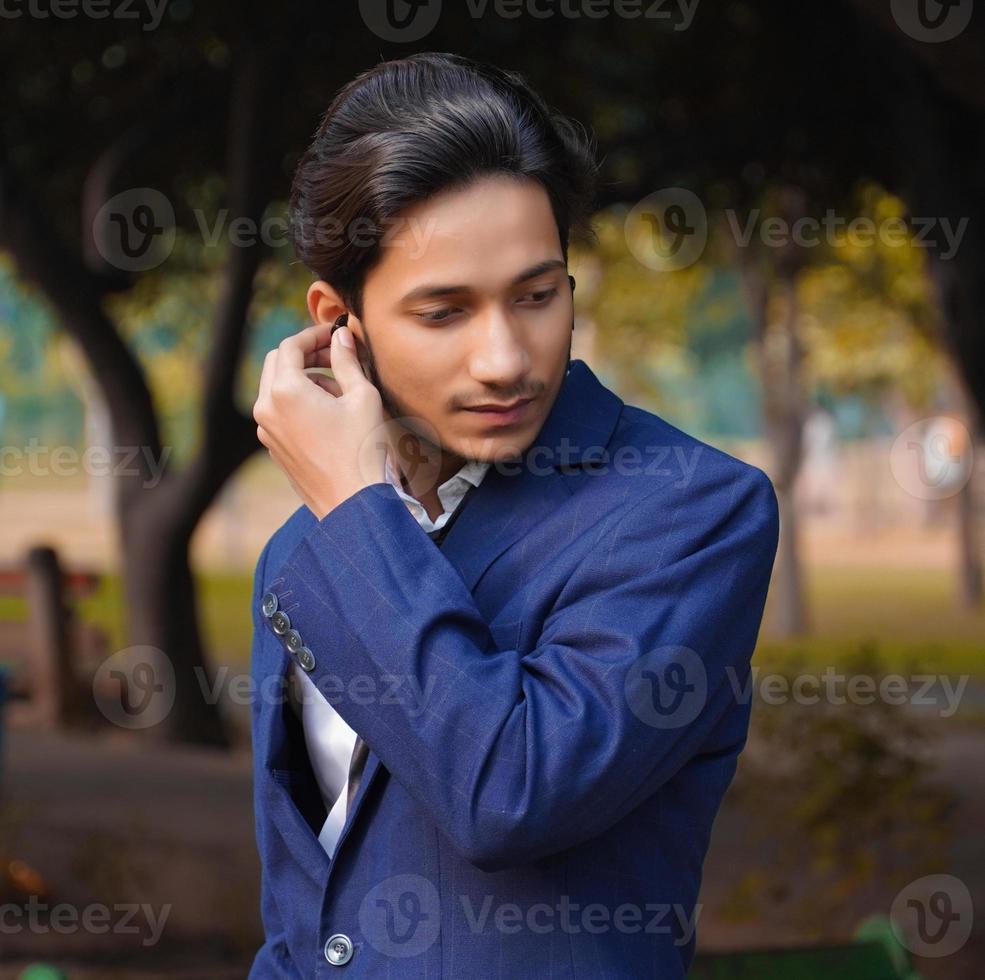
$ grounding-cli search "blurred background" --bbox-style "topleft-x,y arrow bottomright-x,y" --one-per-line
0,1 -> 982,977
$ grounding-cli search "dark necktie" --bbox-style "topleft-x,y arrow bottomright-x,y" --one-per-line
343,478 -> 482,812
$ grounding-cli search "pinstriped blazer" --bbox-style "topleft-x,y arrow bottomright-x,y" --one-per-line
248,358 -> 779,978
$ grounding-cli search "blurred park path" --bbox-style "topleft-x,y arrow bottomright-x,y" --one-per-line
1,707 -> 982,978
0,724 -> 259,978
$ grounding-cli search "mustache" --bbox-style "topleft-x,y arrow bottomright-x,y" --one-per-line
458,392 -> 539,410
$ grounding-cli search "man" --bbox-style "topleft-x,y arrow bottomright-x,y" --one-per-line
250,52 -> 779,978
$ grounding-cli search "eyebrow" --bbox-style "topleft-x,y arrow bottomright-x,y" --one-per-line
398,259 -> 567,305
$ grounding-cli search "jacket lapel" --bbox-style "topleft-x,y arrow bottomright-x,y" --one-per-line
332,359 -> 623,859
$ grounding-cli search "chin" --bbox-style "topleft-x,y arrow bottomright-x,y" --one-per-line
455,430 -> 534,464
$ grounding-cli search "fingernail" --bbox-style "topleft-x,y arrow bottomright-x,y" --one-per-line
338,326 -> 355,349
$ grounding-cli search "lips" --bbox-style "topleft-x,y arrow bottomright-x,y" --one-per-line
465,397 -> 533,413
463,396 -> 535,425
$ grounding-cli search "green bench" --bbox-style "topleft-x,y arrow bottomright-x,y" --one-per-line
689,916 -> 921,979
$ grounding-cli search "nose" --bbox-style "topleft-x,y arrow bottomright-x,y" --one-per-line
467,308 -> 531,388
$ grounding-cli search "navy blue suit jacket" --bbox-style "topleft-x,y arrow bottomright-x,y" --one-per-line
249,358 -> 779,978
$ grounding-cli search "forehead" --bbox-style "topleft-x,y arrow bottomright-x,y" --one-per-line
366,175 -> 562,297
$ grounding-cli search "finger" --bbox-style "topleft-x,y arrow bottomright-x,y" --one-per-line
327,318 -> 368,393
304,369 -> 342,397
304,347 -> 335,371
278,321 -> 337,371
255,350 -> 277,417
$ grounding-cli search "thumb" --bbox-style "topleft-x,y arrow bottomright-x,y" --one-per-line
329,323 -> 368,392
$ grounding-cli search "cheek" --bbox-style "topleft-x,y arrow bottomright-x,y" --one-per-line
386,357 -> 448,421
528,317 -> 571,363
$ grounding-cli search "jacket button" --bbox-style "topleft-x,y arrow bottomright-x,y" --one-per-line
324,933 -> 353,965
270,610 -> 291,636
297,646 -> 316,672
260,591 -> 278,618
285,629 -> 303,654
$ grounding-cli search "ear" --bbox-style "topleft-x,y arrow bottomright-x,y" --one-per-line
306,280 -> 347,326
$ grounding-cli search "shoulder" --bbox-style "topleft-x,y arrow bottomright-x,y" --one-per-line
600,402 -> 778,536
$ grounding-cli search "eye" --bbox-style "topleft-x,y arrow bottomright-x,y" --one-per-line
418,307 -> 461,324
520,288 -> 558,305
415,287 -> 558,325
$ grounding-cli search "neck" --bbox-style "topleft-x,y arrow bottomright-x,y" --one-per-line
386,423 -> 468,505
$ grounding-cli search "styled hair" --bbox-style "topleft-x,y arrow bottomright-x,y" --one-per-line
288,51 -> 600,321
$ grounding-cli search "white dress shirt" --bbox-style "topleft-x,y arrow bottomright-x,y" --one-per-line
289,449 -> 491,859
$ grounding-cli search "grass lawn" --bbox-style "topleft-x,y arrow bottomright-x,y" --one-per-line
758,564 -> 985,676
1,563 -> 983,675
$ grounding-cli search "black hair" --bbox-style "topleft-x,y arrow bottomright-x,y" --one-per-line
288,51 -> 600,321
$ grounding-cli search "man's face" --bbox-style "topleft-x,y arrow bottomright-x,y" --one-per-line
309,174 -> 574,480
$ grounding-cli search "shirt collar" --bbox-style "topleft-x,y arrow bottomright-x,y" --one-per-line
384,450 -> 490,497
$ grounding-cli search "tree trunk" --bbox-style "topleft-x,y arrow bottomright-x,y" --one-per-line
956,464 -> 983,608
736,186 -> 812,637
755,269 -> 811,637
118,517 -> 224,746
114,407 -> 259,746
0,37 -> 285,746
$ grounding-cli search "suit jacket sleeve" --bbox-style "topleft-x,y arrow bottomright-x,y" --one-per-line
248,540 -> 305,979
269,466 -> 779,873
